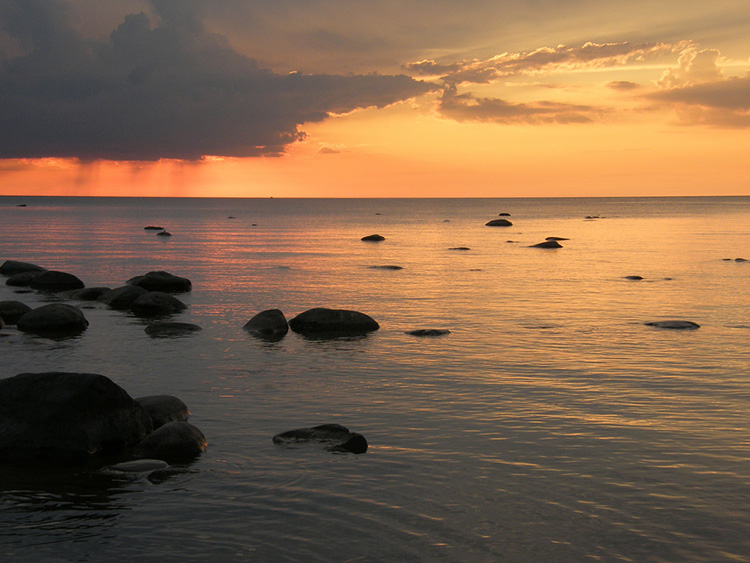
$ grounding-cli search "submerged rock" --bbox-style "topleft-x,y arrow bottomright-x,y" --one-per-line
406,329 -> 451,337
130,291 -> 187,316
243,309 -> 288,340
105,459 -> 169,473
0,300 -> 32,325
0,372 -> 153,464
530,240 -> 562,248
645,320 -> 700,330
145,322 -> 202,338
289,308 -> 379,336
29,270 -> 85,292
133,421 -> 207,462
127,271 -> 191,293
136,395 -> 190,429
0,260 -> 46,277
66,287 -> 112,301
273,423 -> 368,454
17,303 -> 89,336
485,219 -> 513,227
361,234 -> 385,241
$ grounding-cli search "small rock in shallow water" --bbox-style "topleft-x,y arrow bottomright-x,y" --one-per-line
530,240 -> 562,249
361,234 -> 385,241
406,329 -> 450,337
368,265 -> 403,270
624,275 -> 644,281
645,320 -> 700,330
485,219 -> 513,227
273,424 -> 368,454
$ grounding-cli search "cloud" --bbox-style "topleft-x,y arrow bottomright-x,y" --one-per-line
0,0 -> 434,161
405,41 -> 691,84
657,48 -> 723,88
607,81 -> 640,90
436,86 -> 600,125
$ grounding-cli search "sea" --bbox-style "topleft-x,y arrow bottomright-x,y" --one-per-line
1,195 -> 749,562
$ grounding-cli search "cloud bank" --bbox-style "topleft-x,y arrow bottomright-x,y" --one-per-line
0,0 -> 434,161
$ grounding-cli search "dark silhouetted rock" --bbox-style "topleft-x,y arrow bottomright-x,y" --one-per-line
361,234 -> 385,241
145,322 -> 202,338
735,258 -> 747,262
0,372 -> 153,464
98,285 -> 149,310
368,265 -> 403,270
485,219 -> 513,226
273,423 -> 368,454
30,270 -> 85,292
17,304 -> 88,336
498,212 -> 511,216
131,291 -> 187,316
65,287 -> 112,300
0,301 -> 32,325
132,421 -> 207,462
127,271 -> 192,293
135,395 -> 190,429
0,316 -> 3,329
0,260 -> 46,276
156,231 -> 172,237
545,236 -> 569,241
624,275 -> 644,281
6,271 -> 45,287
645,320 -> 700,330
530,240 -> 562,248
289,308 -> 379,336
406,329 -> 451,337
243,309 -> 288,340
449,247 -> 471,251
144,226 -> 164,231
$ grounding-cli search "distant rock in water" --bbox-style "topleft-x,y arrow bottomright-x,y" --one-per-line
145,322 -> 202,338
289,307 -> 379,337
530,240 -> 562,248
156,231 -> 172,237
735,258 -> 747,262
368,265 -> 403,270
485,219 -> 513,227
98,285 -> 149,310
624,275 -> 644,281
273,423 -> 368,454
545,236 -> 569,241
0,300 -> 32,325
498,212 -> 511,216
29,270 -> 85,292
16,203 -> 27,207
0,260 -> 46,277
361,234 -> 385,241
449,247 -> 471,251
243,309 -> 288,340
144,226 -> 164,231
127,271 -> 192,293
645,320 -> 700,330
17,303 -> 89,336
406,329 -> 450,337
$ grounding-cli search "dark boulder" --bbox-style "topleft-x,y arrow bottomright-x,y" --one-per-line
30,270 -> 85,292
624,275 -> 644,281
0,301 -> 32,325
66,287 -> 112,301
645,320 -> 700,330
530,240 -> 562,248
273,423 -> 368,454
135,395 -> 190,429
145,322 -> 202,338
144,226 -> 164,231
130,291 -> 187,316
289,308 -> 379,336
498,212 -> 511,216
243,309 -> 289,340
127,271 -> 192,293
156,231 -> 172,237
0,372 -> 153,464
0,260 -> 46,276
132,421 -> 207,462
98,285 -> 149,310
485,219 -> 513,227
368,265 -> 403,270
6,270 -> 45,287
406,329 -> 451,337
361,234 -> 385,241
17,303 -> 89,336
449,247 -> 471,251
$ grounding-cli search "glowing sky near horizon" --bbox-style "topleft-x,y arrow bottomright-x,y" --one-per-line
1,0 -> 748,197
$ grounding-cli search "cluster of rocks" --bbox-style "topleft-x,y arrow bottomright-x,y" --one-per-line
243,307 -> 379,341
145,225 -> 172,237
0,372 -> 206,468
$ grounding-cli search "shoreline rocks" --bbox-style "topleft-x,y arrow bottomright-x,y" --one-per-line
0,260 -> 46,277
29,270 -> 85,292
17,303 -> 89,336
127,271 -> 191,293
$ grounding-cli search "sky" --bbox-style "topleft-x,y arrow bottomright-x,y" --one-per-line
0,0 -> 749,198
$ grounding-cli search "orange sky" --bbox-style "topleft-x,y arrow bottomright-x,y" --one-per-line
1,1 -> 748,197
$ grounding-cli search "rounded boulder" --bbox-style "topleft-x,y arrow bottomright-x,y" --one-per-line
17,303 -> 89,336
243,309 -> 289,340
133,421 -> 207,462
289,308 -> 379,336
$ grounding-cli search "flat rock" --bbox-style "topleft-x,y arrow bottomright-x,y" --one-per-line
0,300 -> 32,325
156,231 -> 172,237
133,421 -> 207,462
530,240 -> 562,248
449,247 -> 471,251
273,423 -> 368,454
127,271 -> 191,293
0,372 -> 153,464
485,219 -> 513,227
144,226 -> 164,231
289,307 -> 379,336
98,285 -> 149,310
368,265 -> 403,270
645,320 -> 700,330
0,260 -> 46,276
29,270 -> 85,292
624,275 -> 644,281
545,236 -> 569,241
131,291 -> 187,316
406,329 -> 451,337
135,395 -> 190,428
243,309 -> 288,340
105,459 -> 169,473
145,322 -> 202,338
361,234 -> 385,241
17,303 -> 89,336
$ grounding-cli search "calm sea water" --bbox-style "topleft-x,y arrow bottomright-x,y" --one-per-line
1,196 -> 749,562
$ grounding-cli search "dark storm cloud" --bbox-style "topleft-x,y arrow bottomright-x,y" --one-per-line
0,0 -> 435,161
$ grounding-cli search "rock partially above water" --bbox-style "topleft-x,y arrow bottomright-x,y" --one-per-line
361,234 -> 385,241
28,270 -> 85,292
624,275 -> 644,281
545,236 -> 569,241
98,285 -> 149,310
0,260 -> 46,277
273,423 -> 368,454
6,271 -> 44,287
368,265 -> 403,270
127,271 -> 192,293
530,240 -> 562,248
131,291 -> 187,316
144,226 -> 164,231
243,309 -> 289,340
449,247 -> 471,251
645,320 -> 700,330
136,395 -> 190,429
17,303 -> 89,336
289,308 -> 379,336
485,219 -> 513,227
406,329 -> 451,337
132,421 -> 207,462
65,287 -> 112,301
0,300 -> 32,325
